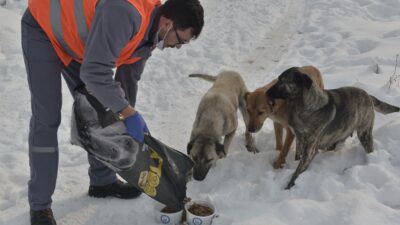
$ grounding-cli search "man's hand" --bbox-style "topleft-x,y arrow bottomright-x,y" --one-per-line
124,112 -> 149,143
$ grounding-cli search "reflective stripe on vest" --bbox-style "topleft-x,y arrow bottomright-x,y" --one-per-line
50,0 -> 80,59
29,0 -> 160,66
74,0 -> 89,45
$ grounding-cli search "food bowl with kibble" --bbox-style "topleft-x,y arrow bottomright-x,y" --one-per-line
155,204 -> 184,225
184,199 -> 217,225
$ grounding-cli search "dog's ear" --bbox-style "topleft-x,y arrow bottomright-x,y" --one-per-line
215,142 -> 226,158
295,73 -> 313,89
266,86 -> 280,99
244,92 -> 250,102
282,67 -> 298,76
187,140 -> 194,155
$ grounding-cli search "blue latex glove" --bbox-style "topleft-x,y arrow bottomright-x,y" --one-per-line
124,112 -> 149,143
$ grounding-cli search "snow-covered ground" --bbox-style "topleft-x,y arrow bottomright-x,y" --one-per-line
1,0 -> 400,224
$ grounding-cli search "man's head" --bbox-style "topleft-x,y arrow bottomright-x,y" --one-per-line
157,0 -> 204,49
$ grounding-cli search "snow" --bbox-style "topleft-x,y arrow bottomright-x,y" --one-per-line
1,0 -> 400,224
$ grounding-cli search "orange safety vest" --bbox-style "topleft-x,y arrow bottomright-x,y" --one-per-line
28,0 -> 160,66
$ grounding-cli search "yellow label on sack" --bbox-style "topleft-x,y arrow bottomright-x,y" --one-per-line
138,146 -> 163,197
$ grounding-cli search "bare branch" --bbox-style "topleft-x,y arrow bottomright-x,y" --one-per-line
388,54 -> 399,90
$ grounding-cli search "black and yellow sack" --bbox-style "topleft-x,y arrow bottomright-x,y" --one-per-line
71,87 -> 193,210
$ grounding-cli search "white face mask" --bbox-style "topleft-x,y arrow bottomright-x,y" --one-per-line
156,25 -> 172,50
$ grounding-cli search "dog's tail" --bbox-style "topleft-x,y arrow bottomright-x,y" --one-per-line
189,74 -> 217,82
370,95 -> 400,114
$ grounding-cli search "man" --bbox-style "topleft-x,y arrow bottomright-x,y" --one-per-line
21,0 -> 204,224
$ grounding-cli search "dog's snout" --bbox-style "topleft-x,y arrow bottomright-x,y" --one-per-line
193,174 -> 206,181
248,127 -> 260,133
248,127 -> 256,133
193,170 -> 208,181
248,123 -> 262,133
192,165 -> 211,181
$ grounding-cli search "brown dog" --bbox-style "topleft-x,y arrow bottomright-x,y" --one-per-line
245,66 -> 324,169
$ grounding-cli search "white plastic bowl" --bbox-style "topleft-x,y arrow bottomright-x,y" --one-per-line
155,204 -> 184,225
184,200 -> 217,225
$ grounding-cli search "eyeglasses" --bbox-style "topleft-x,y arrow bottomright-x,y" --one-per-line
173,25 -> 189,45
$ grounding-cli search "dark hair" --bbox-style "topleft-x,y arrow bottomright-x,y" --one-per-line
159,0 -> 204,39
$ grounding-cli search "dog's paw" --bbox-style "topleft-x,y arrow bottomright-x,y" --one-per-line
273,160 -> 285,169
217,152 -> 226,158
245,145 -> 259,154
285,180 -> 295,190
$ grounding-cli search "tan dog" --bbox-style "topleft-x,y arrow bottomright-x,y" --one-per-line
187,71 -> 258,181
245,66 -> 324,169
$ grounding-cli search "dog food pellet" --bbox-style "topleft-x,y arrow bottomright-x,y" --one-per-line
188,203 -> 214,216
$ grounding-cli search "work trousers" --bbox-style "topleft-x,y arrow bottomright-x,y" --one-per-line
21,9 -> 117,210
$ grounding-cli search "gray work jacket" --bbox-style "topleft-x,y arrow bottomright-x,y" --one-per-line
80,0 -> 159,112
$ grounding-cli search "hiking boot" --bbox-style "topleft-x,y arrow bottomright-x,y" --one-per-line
88,180 -> 142,199
30,208 -> 57,225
